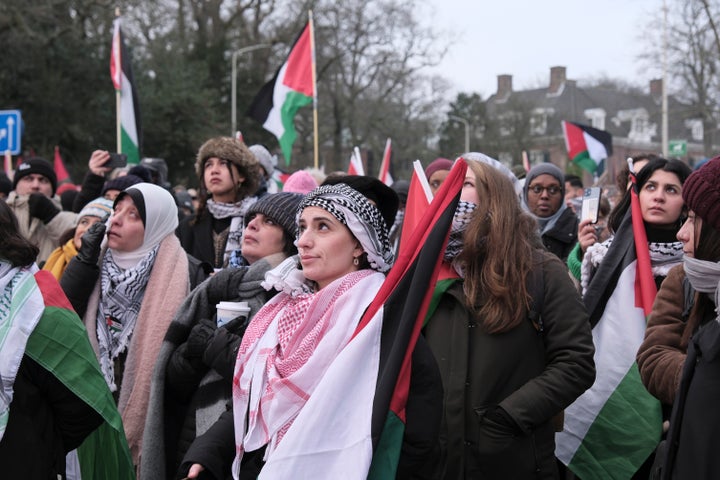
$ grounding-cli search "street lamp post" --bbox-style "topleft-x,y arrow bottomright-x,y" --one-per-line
231,44 -> 271,136
448,115 -> 470,153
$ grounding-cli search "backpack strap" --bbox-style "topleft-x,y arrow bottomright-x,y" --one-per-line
527,250 -> 545,333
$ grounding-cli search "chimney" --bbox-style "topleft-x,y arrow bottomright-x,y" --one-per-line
650,78 -> 662,100
497,74 -> 512,99
548,66 -> 566,94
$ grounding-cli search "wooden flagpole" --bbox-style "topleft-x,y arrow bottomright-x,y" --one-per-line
309,10 -> 319,169
115,8 -> 122,154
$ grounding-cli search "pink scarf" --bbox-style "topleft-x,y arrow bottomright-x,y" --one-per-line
231,269 -> 381,467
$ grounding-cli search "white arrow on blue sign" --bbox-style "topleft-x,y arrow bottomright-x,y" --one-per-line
0,110 -> 22,155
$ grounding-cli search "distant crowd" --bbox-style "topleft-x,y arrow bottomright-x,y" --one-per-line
1,137 -> 719,480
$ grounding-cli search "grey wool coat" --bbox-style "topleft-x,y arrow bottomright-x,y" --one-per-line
140,252 -> 286,479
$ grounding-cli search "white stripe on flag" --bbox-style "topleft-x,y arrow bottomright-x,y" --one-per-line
556,261 -> 647,462
582,131 -> 608,165
120,72 -> 138,146
263,63 -> 290,139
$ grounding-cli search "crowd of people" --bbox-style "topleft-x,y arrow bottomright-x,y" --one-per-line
0,135 -> 718,480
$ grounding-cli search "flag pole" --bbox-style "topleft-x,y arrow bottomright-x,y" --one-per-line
114,8 -> 122,154
309,10 -> 319,169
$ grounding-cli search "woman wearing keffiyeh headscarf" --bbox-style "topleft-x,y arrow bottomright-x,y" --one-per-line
179,182 -> 444,480
60,182 -> 192,468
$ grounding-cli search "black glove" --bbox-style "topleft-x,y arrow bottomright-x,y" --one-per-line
76,222 -> 106,265
221,314 -> 250,336
28,193 -> 60,223
186,318 -> 217,358
475,406 -> 521,456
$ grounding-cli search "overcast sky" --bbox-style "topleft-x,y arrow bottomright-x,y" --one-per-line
424,0 -> 662,98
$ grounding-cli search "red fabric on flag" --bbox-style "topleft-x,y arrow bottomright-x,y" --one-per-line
398,170 -> 429,253
110,22 -> 121,90
378,138 -> 393,186
629,171 -> 657,315
282,24 -> 314,97
562,121 -> 587,160
54,146 -> 71,183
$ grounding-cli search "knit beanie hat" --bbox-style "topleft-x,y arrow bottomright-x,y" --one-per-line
102,173 -> 144,196
283,170 -> 318,194
13,157 -> 57,195
523,162 -> 566,203
425,158 -> 453,179
249,144 -> 275,177
682,155 -> 720,230
244,192 -> 305,238
78,197 -> 114,223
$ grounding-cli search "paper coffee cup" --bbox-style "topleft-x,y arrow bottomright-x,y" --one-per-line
216,301 -> 251,327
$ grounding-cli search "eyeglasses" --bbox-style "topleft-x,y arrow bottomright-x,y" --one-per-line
528,185 -> 562,196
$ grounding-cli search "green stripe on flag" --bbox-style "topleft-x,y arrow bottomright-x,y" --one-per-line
121,129 -> 140,165
568,363 -> 661,480
278,90 -> 312,164
572,151 -> 598,174
424,278 -> 458,327
26,305 -> 135,479
367,411 -> 405,479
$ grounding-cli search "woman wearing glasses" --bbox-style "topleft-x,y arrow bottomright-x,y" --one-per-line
522,164 -> 578,261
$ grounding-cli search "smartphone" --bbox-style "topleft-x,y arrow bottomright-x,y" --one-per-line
105,153 -> 128,169
581,187 -> 602,224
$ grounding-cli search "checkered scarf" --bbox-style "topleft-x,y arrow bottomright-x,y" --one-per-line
297,184 -> 394,272
231,269 -> 383,472
96,247 -> 158,390
444,200 -> 477,263
206,197 -> 258,265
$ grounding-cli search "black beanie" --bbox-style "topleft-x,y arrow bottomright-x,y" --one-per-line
13,157 -> 58,196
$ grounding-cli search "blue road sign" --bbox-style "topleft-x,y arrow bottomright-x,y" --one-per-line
0,110 -> 22,155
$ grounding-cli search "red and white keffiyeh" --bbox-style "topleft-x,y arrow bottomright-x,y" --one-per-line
231,268 -> 384,474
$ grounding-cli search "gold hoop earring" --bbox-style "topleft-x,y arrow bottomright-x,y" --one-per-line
353,257 -> 359,266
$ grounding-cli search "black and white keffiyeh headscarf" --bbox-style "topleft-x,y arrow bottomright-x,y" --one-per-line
298,184 -> 394,273
206,196 -> 258,265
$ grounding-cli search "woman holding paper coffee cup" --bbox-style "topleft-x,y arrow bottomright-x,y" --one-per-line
177,182 -> 443,480
141,192 -> 305,479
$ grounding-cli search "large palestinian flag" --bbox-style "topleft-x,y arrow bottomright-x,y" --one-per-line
556,172 -> 662,479
562,121 -> 612,174
248,23 -> 314,165
11,271 -> 134,479
110,17 -> 141,165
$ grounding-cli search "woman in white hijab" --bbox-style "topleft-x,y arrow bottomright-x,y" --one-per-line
61,182 -> 191,468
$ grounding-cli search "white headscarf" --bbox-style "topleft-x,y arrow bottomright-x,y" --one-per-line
109,183 -> 179,269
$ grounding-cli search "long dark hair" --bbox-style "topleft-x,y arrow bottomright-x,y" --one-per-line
0,199 -> 39,267
608,158 -> 692,234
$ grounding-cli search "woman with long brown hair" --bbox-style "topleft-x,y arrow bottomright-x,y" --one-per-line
424,159 -> 595,479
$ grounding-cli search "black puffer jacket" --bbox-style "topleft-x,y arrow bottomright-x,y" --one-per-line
424,251 -> 595,480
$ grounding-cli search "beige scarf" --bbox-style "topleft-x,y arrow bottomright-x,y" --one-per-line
83,234 -> 189,464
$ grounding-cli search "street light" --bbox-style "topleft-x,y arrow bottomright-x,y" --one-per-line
448,115 -> 470,153
231,44 -> 271,136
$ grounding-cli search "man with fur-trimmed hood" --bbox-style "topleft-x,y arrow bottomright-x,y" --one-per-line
177,137 -> 261,270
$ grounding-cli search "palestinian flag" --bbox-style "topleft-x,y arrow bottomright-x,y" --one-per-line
248,22 -> 314,165
555,171 -> 662,479
562,121 -> 612,174
348,146 -> 365,175
365,159 -> 466,477
111,17 -> 142,165
378,138 -> 394,186
25,271 -> 134,479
